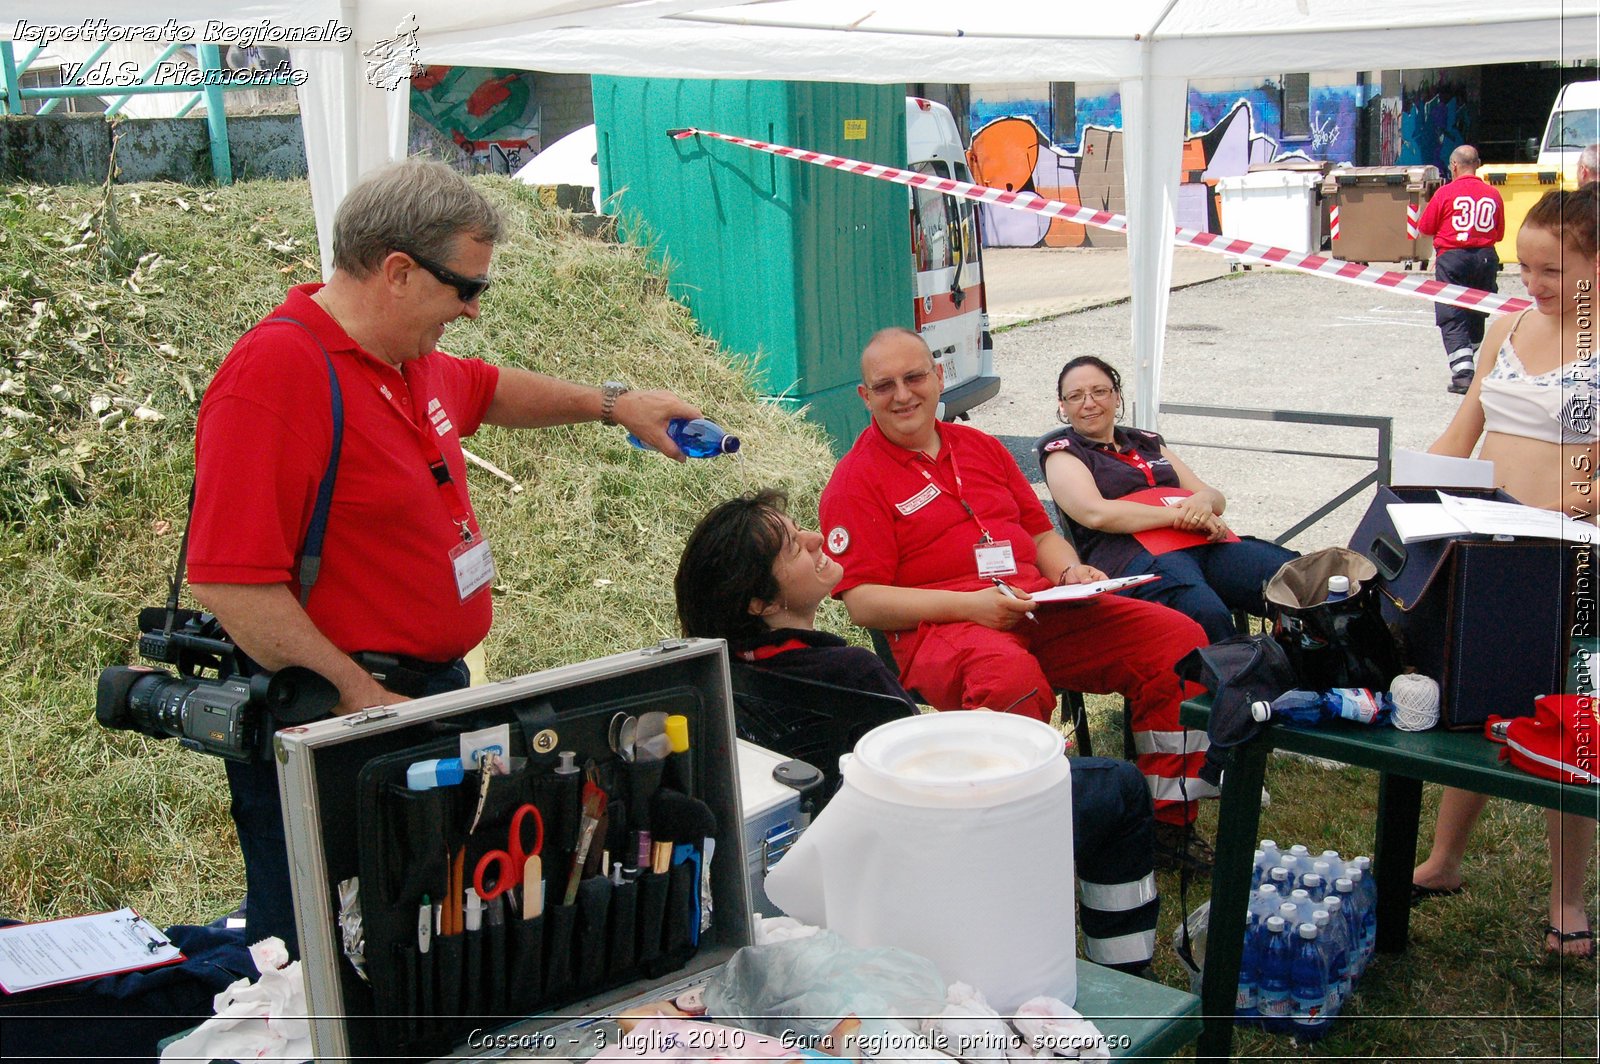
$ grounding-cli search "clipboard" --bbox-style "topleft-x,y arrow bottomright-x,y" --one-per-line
0,908 -> 185,994
1122,487 -> 1240,554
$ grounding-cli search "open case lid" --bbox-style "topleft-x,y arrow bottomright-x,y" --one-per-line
1350,485 -> 1528,611
275,637 -> 753,1062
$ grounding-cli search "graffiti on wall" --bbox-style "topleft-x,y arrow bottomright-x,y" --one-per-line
410,66 -> 542,174
1395,87 -> 1471,171
966,100 -> 1308,247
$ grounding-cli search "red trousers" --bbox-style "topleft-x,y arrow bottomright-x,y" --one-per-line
894,594 -> 1215,824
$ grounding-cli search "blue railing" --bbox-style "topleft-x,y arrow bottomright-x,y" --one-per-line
0,40 -> 299,183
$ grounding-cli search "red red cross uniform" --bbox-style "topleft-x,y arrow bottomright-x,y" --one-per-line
820,420 -> 1215,823
189,284 -> 501,661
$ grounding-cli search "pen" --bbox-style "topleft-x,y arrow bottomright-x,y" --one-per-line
991,578 -> 1037,622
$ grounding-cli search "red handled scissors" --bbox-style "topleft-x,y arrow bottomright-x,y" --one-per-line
472,803 -> 544,901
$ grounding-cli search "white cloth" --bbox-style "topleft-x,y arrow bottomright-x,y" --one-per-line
158,937 -> 311,1063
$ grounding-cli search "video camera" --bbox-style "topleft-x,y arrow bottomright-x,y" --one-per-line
96,607 -> 338,762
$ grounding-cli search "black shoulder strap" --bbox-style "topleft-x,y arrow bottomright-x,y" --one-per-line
263,317 -> 345,606
167,316 -> 345,619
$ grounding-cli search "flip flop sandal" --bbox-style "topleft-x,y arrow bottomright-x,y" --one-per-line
1410,882 -> 1465,906
1543,925 -> 1595,959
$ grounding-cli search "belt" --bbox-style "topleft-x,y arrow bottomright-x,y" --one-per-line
352,650 -> 463,698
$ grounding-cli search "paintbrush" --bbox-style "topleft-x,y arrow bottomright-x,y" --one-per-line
562,781 -> 607,907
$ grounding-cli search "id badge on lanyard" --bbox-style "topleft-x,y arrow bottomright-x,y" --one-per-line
450,530 -> 496,602
974,537 -> 1018,578
358,358 -> 494,602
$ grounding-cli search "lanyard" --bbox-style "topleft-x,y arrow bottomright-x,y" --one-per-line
915,436 -> 994,542
1107,442 -> 1159,487
351,355 -> 476,543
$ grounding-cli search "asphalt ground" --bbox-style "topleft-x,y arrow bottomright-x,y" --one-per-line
967,253 -> 1528,553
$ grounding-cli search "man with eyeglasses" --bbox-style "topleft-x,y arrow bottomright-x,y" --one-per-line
820,328 -> 1217,843
184,159 -> 697,954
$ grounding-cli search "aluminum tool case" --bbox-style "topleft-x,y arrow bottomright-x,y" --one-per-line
277,638 -> 754,1061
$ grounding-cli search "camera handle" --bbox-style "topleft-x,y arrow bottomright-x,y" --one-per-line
163,316 -> 346,638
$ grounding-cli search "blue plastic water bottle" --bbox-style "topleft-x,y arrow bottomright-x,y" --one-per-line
1236,913 -> 1262,1025
1334,877 -> 1368,980
1290,922 -> 1333,1041
627,418 -> 741,458
1324,575 -> 1351,603
1254,688 -> 1394,727
1320,897 -> 1353,1011
1301,873 -> 1326,904
1257,916 -> 1294,1033
1345,870 -> 1378,975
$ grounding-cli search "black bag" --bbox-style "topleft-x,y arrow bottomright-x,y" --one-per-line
1175,635 -> 1298,787
1263,548 -> 1401,691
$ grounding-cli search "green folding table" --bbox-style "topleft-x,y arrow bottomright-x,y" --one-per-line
1179,696 -> 1600,1061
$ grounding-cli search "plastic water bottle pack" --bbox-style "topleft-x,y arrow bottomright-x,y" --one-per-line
1233,839 -> 1377,1039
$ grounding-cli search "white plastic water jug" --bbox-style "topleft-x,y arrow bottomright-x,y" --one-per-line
764,712 -> 1077,1010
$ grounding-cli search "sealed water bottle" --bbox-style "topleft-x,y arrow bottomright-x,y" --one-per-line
1236,912 -> 1263,1024
1351,857 -> 1378,914
1301,873 -> 1326,903
1345,869 -> 1377,972
1333,877 -> 1368,979
628,418 -> 741,458
1325,575 -> 1351,603
1256,840 -> 1282,884
1321,896 -> 1354,1009
1249,884 -> 1282,926
1257,916 -> 1294,1032
1268,865 -> 1293,895
1290,923 -> 1333,1041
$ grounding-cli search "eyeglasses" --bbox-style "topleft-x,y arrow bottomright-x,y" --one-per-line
866,369 -> 934,398
1061,385 -> 1116,407
394,246 -> 492,303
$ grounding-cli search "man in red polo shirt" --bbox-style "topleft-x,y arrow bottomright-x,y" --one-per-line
819,328 -> 1215,852
186,159 -> 697,953
1416,144 -> 1505,394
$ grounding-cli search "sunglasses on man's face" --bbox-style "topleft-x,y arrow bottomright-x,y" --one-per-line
394,247 -> 492,303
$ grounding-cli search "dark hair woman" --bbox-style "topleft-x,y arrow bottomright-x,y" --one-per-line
1039,355 -> 1298,642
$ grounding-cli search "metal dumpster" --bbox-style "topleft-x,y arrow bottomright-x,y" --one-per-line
1480,164 -> 1563,264
1321,165 -> 1441,268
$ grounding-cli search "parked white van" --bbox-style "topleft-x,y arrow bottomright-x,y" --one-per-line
1537,80 -> 1600,182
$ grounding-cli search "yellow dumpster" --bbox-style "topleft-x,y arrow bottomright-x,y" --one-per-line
1480,164 -> 1563,264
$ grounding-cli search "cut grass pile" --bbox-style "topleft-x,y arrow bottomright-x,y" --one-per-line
0,174 -> 839,927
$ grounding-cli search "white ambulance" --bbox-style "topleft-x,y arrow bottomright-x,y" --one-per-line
517,97 -> 998,419
906,96 -> 999,419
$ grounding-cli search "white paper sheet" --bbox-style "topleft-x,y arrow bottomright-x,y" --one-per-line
1391,449 -> 1496,489
1031,574 -> 1160,603
0,908 -> 183,993
1387,493 -> 1598,544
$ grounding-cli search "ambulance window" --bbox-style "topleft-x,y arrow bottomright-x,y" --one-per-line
912,162 -> 952,272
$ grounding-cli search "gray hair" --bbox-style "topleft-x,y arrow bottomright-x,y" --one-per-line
1448,145 -> 1481,171
331,159 -> 503,277
1580,143 -> 1600,181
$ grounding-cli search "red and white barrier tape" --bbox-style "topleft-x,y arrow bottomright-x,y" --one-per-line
670,127 -> 1532,317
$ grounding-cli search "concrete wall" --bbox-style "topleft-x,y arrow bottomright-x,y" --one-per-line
536,72 -> 595,146
0,113 -> 306,184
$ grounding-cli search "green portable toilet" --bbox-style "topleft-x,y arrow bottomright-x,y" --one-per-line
591,77 -> 912,451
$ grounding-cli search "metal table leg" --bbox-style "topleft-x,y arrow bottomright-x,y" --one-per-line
1373,772 -> 1423,953
1195,739 -> 1271,1062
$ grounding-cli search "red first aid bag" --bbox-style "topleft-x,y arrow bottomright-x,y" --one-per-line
1486,694 -> 1600,786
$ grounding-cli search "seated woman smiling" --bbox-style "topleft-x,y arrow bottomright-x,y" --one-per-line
674,488 -> 916,707
1041,356 -> 1297,642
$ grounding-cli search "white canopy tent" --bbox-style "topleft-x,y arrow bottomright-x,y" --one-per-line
8,1 -> 1599,422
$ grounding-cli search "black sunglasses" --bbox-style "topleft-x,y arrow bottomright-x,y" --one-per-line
394,246 -> 491,302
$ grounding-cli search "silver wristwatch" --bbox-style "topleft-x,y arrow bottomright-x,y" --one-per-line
600,380 -> 630,426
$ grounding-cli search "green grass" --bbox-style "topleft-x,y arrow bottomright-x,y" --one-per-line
0,174 -> 838,927
1,175 -> 1594,1061
1072,699 -> 1599,1062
